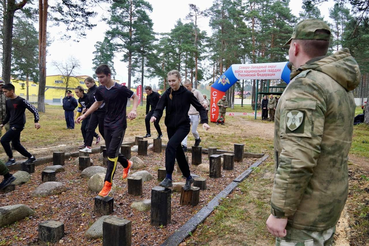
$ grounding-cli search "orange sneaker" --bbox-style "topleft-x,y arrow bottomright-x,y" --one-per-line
122,160 -> 132,179
98,181 -> 112,197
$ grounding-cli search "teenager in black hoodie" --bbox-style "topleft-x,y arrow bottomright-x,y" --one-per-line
151,70 -> 210,190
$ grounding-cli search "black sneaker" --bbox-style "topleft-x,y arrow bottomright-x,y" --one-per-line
157,134 -> 163,139
195,138 -> 201,147
5,159 -> 15,167
159,178 -> 173,188
143,133 -> 151,138
183,177 -> 194,190
23,156 -> 36,165
0,175 -> 16,190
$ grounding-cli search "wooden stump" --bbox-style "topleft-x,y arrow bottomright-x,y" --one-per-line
21,163 -> 35,173
42,170 -> 56,182
180,186 -> 200,206
158,168 -> 166,181
38,220 -> 64,243
153,138 -> 162,153
138,139 -> 148,156
234,144 -> 244,162
135,136 -> 143,145
193,177 -> 207,190
191,146 -> 202,165
103,217 -> 131,246
128,177 -> 142,196
94,196 -> 114,215
79,156 -> 91,171
209,154 -> 221,178
0,184 -> 15,193
223,153 -> 234,170
102,147 -> 108,166
151,186 -> 171,226
79,151 -> 89,157
100,145 -> 106,153
208,147 -> 217,160
121,145 -> 131,160
53,151 -> 65,166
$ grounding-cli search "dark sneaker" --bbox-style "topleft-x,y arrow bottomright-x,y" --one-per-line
159,178 -> 173,188
143,133 -> 151,138
182,145 -> 187,152
0,175 -> 16,190
195,138 -> 201,147
5,159 -> 16,167
23,156 -> 36,165
95,135 -> 101,144
157,134 -> 163,139
183,177 -> 194,190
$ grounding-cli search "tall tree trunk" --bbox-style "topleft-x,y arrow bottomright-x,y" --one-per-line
38,0 -> 48,113
140,55 -> 144,106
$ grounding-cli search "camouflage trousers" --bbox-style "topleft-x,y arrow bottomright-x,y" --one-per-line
276,226 -> 335,246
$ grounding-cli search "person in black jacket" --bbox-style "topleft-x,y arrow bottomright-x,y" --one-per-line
80,77 -> 105,153
261,95 -> 268,120
0,84 -> 40,166
151,70 -> 210,190
62,90 -> 78,129
144,86 -> 162,139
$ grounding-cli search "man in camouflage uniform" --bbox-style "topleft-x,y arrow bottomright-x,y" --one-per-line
266,19 -> 361,245
268,94 -> 276,121
216,95 -> 228,125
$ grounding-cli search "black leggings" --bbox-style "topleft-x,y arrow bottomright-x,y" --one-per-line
81,116 -> 98,145
145,111 -> 162,135
166,124 -> 191,178
85,111 -> 105,146
1,127 -> 32,159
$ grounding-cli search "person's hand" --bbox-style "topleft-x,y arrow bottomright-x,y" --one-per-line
150,116 -> 156,123
266,214 -> 287,238
76,115 -> 84,124
202,123 -> 210,130
128,109 -> 137,120
35,123 -> 41,129
0,124 -> 3,128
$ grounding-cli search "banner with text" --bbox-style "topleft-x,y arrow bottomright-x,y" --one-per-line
210,62 -> 290,122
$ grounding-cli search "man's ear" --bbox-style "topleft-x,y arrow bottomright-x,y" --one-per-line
293,41 -> 300,56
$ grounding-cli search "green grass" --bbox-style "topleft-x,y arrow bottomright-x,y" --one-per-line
351,123 -> 369,158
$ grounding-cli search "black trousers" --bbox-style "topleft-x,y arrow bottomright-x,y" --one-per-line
1,126 -> 32,159
81,116 -> 98,146
262,108 -> 268,119
85,111 -> 105,147
165,124 -> 190,178
145,110 -> 162,136
104,127 -> 128,182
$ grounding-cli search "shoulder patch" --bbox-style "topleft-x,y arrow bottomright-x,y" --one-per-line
286,110 -> 304,131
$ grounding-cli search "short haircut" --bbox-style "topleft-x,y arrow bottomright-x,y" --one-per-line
84,77 -> 95,83
66,90 -> 72,93
145,86 -> 152,91
183,79 -> 192,86
95,65 -> 112,76
75,86 -> 84,93
167,70 -> 181,80
2,83 -> 14,91
295,30 -> 330,57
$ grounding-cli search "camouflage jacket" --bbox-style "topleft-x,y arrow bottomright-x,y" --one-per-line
0,94 -> 6,122
268,97 -> 276,109
271,48 -> 361,231
217,99 -> 228,113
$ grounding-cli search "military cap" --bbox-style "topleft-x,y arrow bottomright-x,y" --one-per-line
285,18 -> 331,45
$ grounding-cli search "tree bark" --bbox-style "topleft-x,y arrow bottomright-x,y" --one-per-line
38,0 -> 48,113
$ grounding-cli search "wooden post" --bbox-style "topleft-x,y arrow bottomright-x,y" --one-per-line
138,139 -> 148,156
79,151 -> 89,157
79,156 -> 91,171
38,221 -> 64,243
121,145 -> 131,160
151,186 -> 171,226
21,163 -> 35,173
53,151 -> 65,166
191,146 -> 202,165
209,154 -> 221,178
100,145 -> 106,153
153,138 -> 162,153
208,147 -> 217,160
223,153 -> 234,170
94,196 -> 114,215
234,144 -> 244,162
102,147 -> 108,166
193,177 -> 206,190
42,170 -> 56,182
157,168 -> 166,181
135,136 -> 143,145
127,177 -> 142,196
103,217 -> 131,246
180,186 -> 200,206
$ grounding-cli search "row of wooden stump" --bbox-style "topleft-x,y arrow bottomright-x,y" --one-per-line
13,137 -> 245,245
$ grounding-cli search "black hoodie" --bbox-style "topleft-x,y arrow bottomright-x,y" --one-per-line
153,86 -> 208,128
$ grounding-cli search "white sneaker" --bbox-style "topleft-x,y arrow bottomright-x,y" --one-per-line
80,146 -> 92,153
